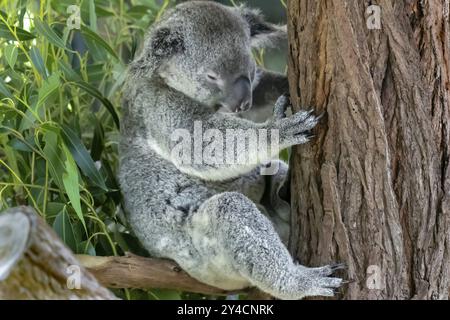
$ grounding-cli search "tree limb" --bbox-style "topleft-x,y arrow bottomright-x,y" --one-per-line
0,206 -> 252,298
76,253 -> 247,296
0,206 -> 117,299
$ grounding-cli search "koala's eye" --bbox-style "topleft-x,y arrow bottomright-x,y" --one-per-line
205,73 -> 219,82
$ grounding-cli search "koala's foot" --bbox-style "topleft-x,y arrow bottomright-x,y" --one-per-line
190,192 -> 343,300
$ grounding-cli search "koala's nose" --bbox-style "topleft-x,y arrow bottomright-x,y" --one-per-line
230,77 -> 252,113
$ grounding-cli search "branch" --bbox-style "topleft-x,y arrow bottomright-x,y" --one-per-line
0,206 -> 263,298
76,253 -> 247,296
0,207 -> 253,299
0,206 -> 117,299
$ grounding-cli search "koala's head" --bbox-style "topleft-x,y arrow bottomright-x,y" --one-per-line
135,1 -> 286,113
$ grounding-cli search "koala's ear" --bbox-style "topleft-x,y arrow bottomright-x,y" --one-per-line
150,27 -> 185,58
238,6 -> 287,49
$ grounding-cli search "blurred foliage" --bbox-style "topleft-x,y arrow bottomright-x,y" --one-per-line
0,0 -> 285,300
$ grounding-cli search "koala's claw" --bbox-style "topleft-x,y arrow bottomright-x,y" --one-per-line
330,263 -> 347,272
299,131 -> 315,140
302,263 -> 345,278
316,111 -> 326,121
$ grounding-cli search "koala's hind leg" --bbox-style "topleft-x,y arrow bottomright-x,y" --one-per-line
259,160 -> 291,245
189,192 -> 342,300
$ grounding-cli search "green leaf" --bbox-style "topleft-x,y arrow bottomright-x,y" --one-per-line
89,0 -> 97,32
4,45 -> 18,69
94,6 -> 114,17
42,130 -> 65,191
280,148 -> 290,162
127,5 -> 152,19
46,202 -> 66,217
53,207 -> 77,252
8,137 -> 33,152
71,81 -> 120,128
150,289 -> 182,300
82,63 -> 105,83
61,124 -> 108,191
61,143 -> 86,231
33,18 -> 68,50
79,240 -> 96,256
30,47 -> 48,79
0,23 -> 35,41
80,25 -> 119,61
90,118 -> 104,161
58,60 -> 82,82
36,73 -> 60,110
0,77 -> 13,98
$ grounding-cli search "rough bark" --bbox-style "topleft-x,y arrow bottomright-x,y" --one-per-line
288,0 -> 450,299
0,206 -> 117,299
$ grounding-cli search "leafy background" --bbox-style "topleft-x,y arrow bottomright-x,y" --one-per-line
0,0 -> 286,299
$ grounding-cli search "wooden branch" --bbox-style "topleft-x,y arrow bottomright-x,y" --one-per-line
0,206 -> 117,299
76,253 -> 246,296
0,206 -> 263,298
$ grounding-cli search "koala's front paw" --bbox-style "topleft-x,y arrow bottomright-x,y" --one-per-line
275,108 -> 322,149
271,95 -> 324,148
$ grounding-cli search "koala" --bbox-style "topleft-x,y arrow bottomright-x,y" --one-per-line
119,1 -> 343,299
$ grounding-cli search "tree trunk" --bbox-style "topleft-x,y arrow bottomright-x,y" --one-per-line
288,0 -> 450,299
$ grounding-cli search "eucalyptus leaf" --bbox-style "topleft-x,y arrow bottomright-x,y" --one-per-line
61,124 -> 108,191
36,72 -> 60,110
34,18 -> 68,50
53,207 -> 78,252
80,25 -> 119,61
0,23 -> 35,41
62,144 -> 86,232
42,130 -> 65,192
79,240 -> 96,255
90,118 -> 105,161
71,81 -> 120,128
30,47 -> 49,79
150,289 -> 182,300
0,77 -> 13,98
8,137 -> 33,152
46,202 -> 66,217
4,45 -> 18,69
36,73 -> 60,109
58,60 -> 82,82
89,0 -> 97,32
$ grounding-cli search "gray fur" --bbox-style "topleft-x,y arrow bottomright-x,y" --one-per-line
119,1 -> 342,299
